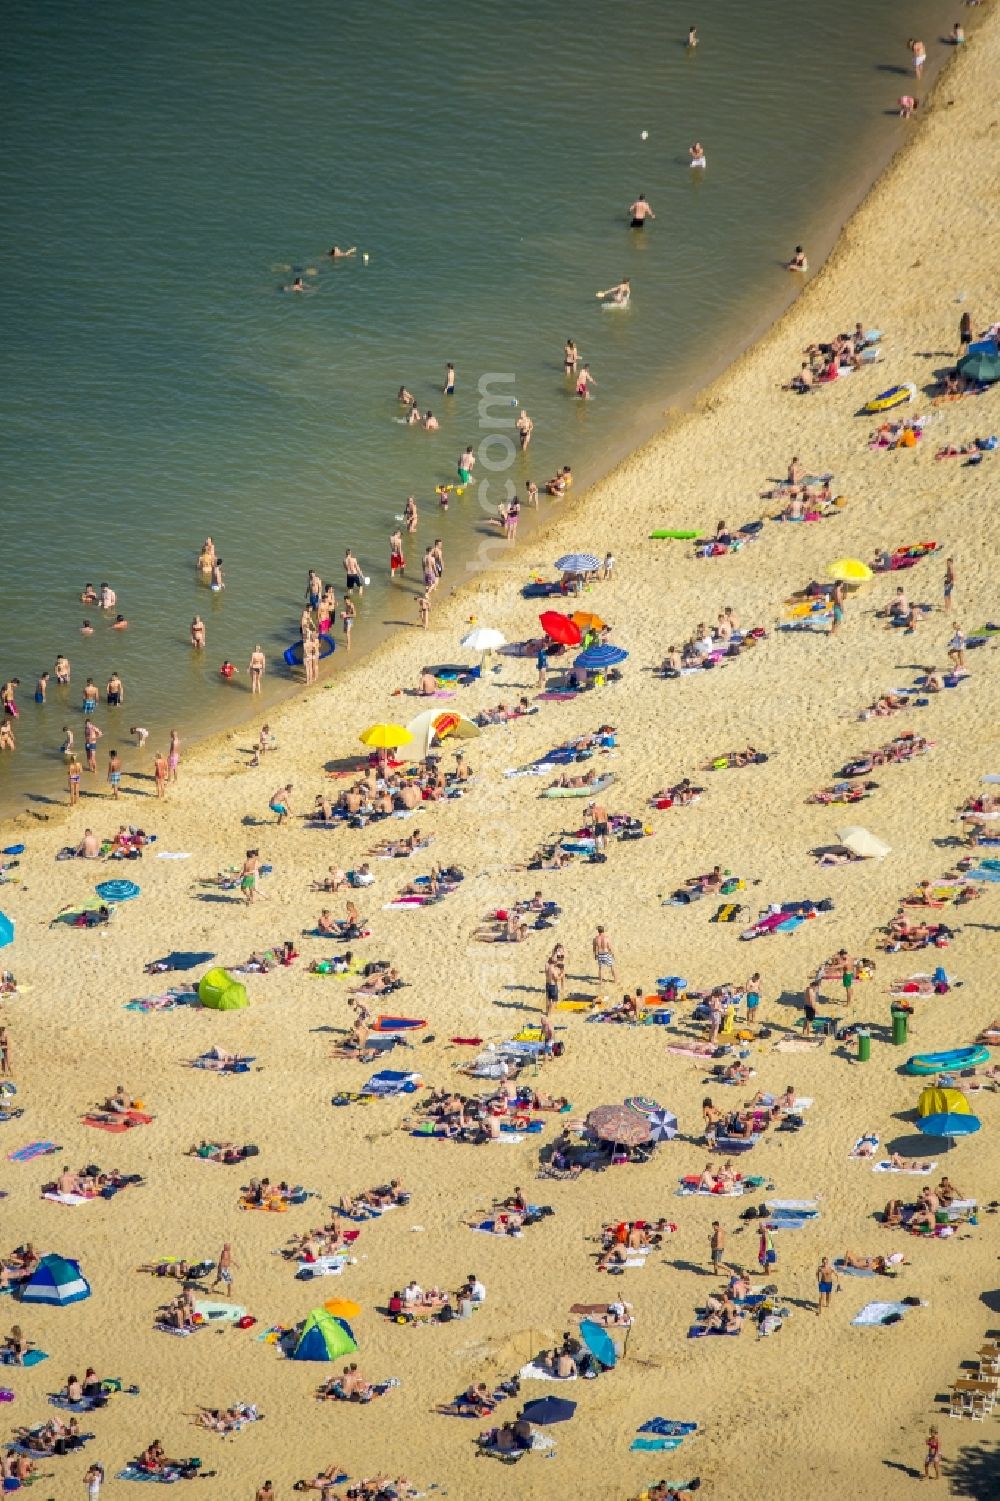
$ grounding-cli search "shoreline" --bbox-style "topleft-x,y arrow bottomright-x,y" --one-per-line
0,31 -> 966,828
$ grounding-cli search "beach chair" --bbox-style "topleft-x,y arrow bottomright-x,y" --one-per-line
948,1388 -> 966,1419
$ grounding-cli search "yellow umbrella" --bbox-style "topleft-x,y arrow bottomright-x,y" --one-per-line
826,558 -> 873,583
571,610 -> 606,631
359,723 -> 413,750
324,1297 -> 362,1318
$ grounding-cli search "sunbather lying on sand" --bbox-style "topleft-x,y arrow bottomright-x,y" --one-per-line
367,831 -> 431,858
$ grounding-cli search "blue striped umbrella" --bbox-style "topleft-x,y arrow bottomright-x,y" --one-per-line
95,879 -> 141,903
574,644 -> 629,670
554,553 -> 600,574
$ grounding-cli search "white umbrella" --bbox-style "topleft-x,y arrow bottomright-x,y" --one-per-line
461,626 -> 506,653
554,552 -> 600,575
837,826 -> 892,860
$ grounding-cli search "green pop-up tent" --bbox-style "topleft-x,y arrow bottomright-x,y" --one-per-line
291,1308 -> 358,1361
197,967 -> 248,1011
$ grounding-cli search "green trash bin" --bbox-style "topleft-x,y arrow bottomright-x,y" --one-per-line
857,1030 -> 871,1063
891,1010 -> 908,1046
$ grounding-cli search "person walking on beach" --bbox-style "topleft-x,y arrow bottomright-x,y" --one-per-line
248,645 -> 266,695
154,751 -> 168,799
418,593 -> 431,629
107,748 -> 122,801
758,1225 -> 776,1275
593,925 -> 617,983
923,1426 -> 941,1480
255,1483 -> 275,1501
168,728 -> 181,783
948,623 -> 966,670
269,784 -> 293,826
84,1461 -> 105,1499
342,596 -> 356,650
943,558 -> 956,612
431,538 -> 445,580
709,1221 -> 728,1274
240,850 -> 260,907
211,1242 -> 238,1297
628,193 -> 655,228
67,753 -> 82,805
815,1256 -> 840,1314
403,495 -> 418,534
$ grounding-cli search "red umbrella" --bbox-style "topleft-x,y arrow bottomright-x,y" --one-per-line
539,611 -> 582,646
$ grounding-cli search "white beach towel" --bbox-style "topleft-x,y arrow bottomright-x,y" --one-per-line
42,1191 -> 90,1206
518,1362 -> 578,1382
851,1300 -> 910,1327
872,1160 -> 937,1175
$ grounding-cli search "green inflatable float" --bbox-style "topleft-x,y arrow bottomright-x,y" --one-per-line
197,966 -> 249,1011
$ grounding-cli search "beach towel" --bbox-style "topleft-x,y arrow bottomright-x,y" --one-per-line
850,1134 -> 880,1159
851,1300 -> 910,1326
774,1037 -> 822,1053
637,1419 -> 698,1437
361,1069 -> 421,1097
872,1160 -> 937,1175
835,1260 -> 876,1278
518,1361 -> 578,1382
7,1141 -> 61,1161
472,1220 -> 523,1237
42,1191 -> 92,1206
711,903 -> 745,923
631,1437 -> 684,1452
296,1256 -> 350,1278
677,1179 -> 745,1198
83,1110 -> 154,1134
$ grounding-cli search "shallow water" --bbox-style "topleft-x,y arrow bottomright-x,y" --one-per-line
0,0 -> 956,808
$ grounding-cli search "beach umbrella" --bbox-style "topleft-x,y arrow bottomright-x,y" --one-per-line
836,826 -> 892,860
358,723 -> 413,751
571,610 -> 606,631
579,1319 -> 618,1369
574,643 -> 629,670
539,611 -> 582,646
0,913 -> 13,949
646,1108 -> 679,1142
404,709 -> 479,759
323,1298 -> 361,1319
554,553 -> 600,575
520,1396 -> 577,1425
95,879 -> 140,903
460,626 -> 506,654
916,1112 -> 981,1146
958,349 -> 1000,384
586,1104 -> 651,1146
826,558 -> 873,583
624,1096 -> 661,1117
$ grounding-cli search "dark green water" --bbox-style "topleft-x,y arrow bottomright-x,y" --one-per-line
0,0 -> 959,806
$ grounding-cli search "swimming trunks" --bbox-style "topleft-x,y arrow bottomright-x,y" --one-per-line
107,692 -> 121,706
269,803 -> 287,817
83,698 -> 97,713
458,468 -> 471,484
110,771 -> 121,787
818,1280 -> 833,1295
630,217 -> 644,229
346,572 -> 364,590
545,980 -> 558,1003
594,821 -> 609,838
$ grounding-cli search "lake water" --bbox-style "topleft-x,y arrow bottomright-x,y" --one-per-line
0,0 -> 957,809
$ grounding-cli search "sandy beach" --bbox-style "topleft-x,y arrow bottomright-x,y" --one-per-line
2,14 -> 999,1500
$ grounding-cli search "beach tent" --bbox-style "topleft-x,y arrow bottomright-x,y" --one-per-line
917,1085 -> 971,1119
404,709 -> 480,760
0,912 -> 13,949
20,1254 -> 91,1306
198,967 -> 248,1011
958,349 -> 1000,384
291,1308 -> 358,1362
